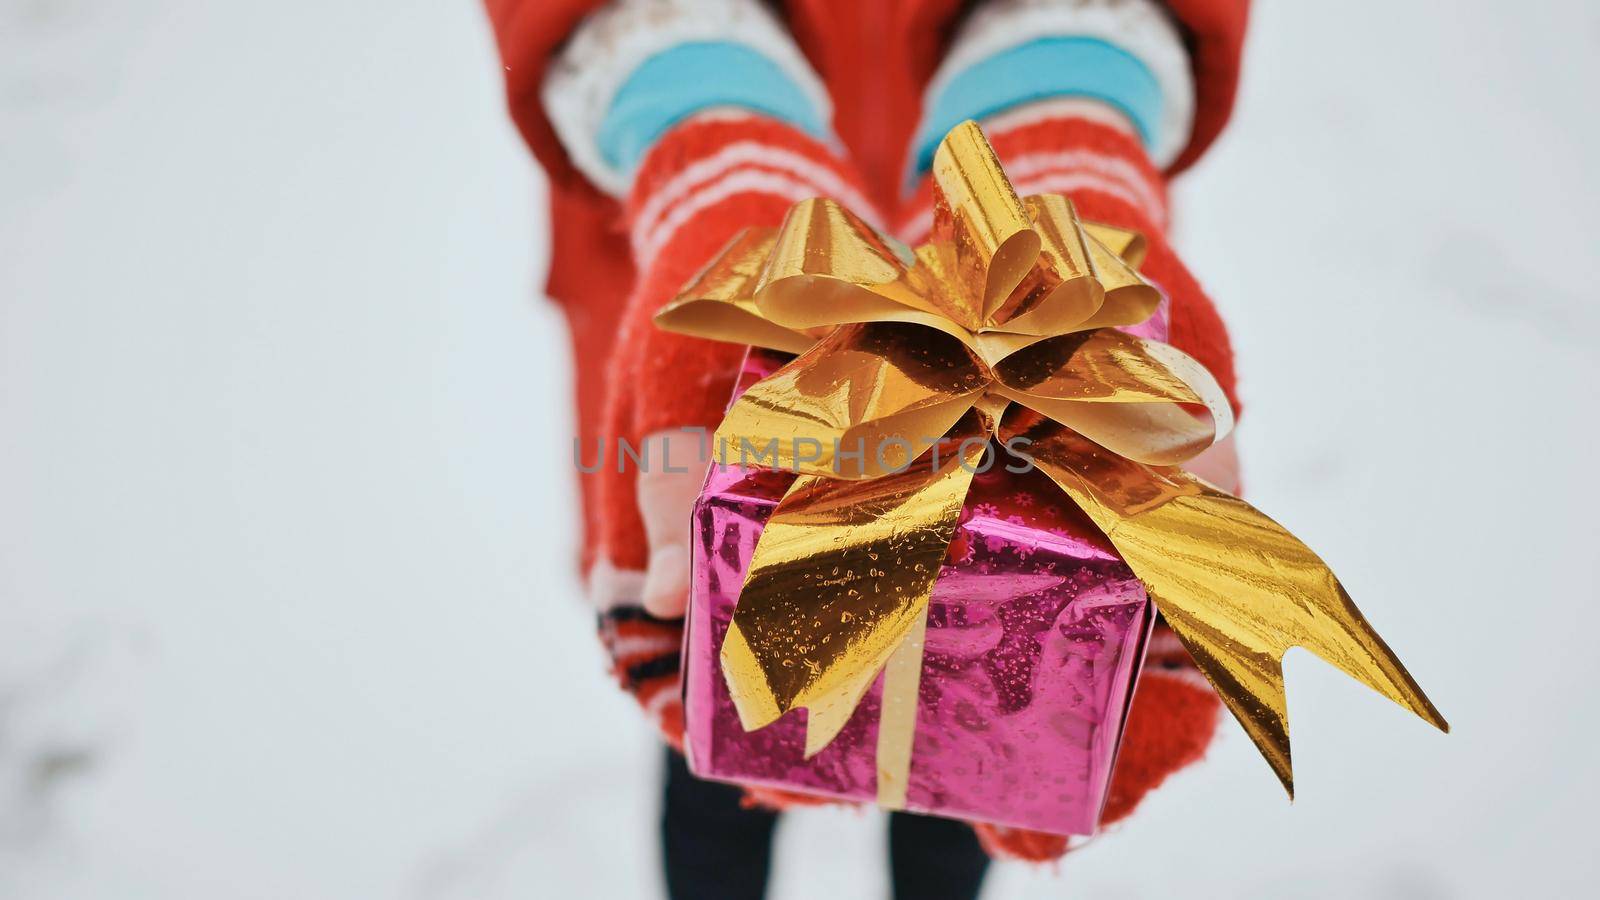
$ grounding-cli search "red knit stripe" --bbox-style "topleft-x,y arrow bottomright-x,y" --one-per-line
597,615 -> 683,677
606,616 -> 683,642
633,674 -> 686,749
988,117 -> 1167,211
598,115 -> 870,571
627,115 -> 864,212
628,671 -> 680,704
625,115 -> 876,269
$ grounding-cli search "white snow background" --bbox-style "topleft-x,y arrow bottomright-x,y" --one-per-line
2,1 -> 1596,897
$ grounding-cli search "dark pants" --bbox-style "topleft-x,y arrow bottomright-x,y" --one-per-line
662,749 -> 991,900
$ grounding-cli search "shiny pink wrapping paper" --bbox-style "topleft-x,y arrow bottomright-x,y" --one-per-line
682,315 -> 1168,834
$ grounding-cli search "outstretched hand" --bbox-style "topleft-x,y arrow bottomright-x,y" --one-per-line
637,430 -> 711,618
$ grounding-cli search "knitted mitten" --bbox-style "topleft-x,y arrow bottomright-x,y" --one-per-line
593,113 -> 879,747
541,0 -> 867,748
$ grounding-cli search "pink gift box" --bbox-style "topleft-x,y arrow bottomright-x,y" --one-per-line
682,344 -> 1158,836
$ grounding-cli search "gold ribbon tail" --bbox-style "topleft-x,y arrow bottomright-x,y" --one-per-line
1019,423 -> 1448,796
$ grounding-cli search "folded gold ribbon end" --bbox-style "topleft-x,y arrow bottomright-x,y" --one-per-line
1020,423 -> 1447,798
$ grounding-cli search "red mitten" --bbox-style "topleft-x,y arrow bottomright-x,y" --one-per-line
589,113 -> 877,747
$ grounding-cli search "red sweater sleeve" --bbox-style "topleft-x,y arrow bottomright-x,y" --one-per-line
483,0 -> 610,187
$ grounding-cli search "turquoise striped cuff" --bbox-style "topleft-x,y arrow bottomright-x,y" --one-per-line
598,41 -> 830,179
911,36 -> 1165,175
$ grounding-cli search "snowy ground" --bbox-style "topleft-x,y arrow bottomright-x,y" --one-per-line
2,1 -> 1597,897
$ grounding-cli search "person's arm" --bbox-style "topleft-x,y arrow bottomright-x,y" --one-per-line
531,0 -> 872,746
507,0 -> 1251,862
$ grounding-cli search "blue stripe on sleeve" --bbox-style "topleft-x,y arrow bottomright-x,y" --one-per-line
598,41 -> 829,178
912,36 -> 1164,176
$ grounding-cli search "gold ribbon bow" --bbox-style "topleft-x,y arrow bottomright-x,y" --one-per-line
657,121 -> 1446,802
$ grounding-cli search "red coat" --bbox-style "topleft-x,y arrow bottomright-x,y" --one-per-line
483,0 -> 1250,551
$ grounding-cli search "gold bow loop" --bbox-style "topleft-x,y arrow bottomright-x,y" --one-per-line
655,120 -> 1444,800
658,121 -> 1232,479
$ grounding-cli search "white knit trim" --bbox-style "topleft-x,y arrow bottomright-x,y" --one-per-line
1007,149 -> 1167,223
1016,174 -> 1152,221
631,141 -> 879,260
542,0 -> 833,196
634,167 -> 866,268
607,632 -> 683,659
924,0 -> 1195,168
